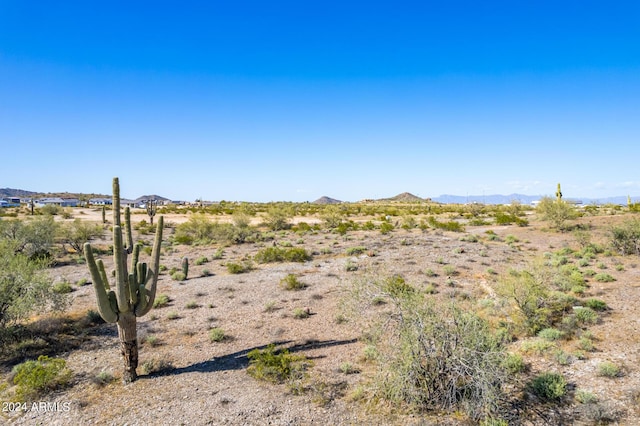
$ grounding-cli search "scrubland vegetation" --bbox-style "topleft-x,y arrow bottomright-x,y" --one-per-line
1,192 -> 640,424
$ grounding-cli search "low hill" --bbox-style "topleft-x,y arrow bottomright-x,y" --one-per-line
381,192 -> 426,202
313,196 -> 342,204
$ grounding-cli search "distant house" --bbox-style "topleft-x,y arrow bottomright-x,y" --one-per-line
0,197 -> 21,208
35,198 -> 79,207
89,198 -> 112,206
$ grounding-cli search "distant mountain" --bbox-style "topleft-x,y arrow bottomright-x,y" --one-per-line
0,188 -> 39,198
381,192 -> 426,202
313,196 -> 342,204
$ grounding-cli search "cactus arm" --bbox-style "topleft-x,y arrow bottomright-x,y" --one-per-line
96,259 -> 110,290
135,215 -> 163,316
113,226 -> 131,312
128,273 -> 138,305
135,285 -> 148,315
124,207 -> 133,253
84,243 -> 119,323
130,243 -> 141,284
113,177 -> 121,227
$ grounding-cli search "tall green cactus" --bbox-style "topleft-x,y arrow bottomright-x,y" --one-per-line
555,183 -> 563,201
83,177 -> 163,383
146,199 -> 157,225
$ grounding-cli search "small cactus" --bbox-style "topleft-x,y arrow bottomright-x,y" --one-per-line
556,183 -> 563,201
181,257 -> 189,280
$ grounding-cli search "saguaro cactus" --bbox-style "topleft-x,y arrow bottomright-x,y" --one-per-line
83,177 -> 163,383
146,199 -> 157,225
555,183 -> 563,201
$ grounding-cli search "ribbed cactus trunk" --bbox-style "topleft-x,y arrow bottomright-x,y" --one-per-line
118,312 -> 139,383
84,177 -> 163,384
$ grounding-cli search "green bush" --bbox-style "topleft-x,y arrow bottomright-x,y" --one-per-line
597,361 -> 620,378
226,262 -> 251,274
574,307 -> 599,325
538,328 -> 563,341
246,344 -> 311,384
171,271 -> 186,281
153,293 -> 170,308
209,327 -> 226,342
584,298 -> 608,311
254,247 -> 311,263
52,281 -> 74,294
194,256 -> 209,265
280,274 -> 306,290
346,246 -> 367,256
594,273 -> 615,282
12,355 -> 72,401
502,353 -> 526,374
527,372 -> 567,401
609,218 -> 640,255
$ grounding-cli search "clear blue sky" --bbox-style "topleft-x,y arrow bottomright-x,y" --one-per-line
2,1 -> 639,202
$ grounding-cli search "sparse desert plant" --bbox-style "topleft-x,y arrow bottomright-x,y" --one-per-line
209,327 -> 226,342
52,281 -> 74,294
153,293 -> 170,308
538,327 -> 563,341
143,335 -> 161,347
171,271 -> 186,281
185,301 -> 199,309
93,370 -> 116,387
140,357 -> 174,375
584,298 -> 608,311
226,261 -> 252,274
502,353 -> 526,374
293,307 -> 310,319
254,247 -> 311,263
594,273 -> 615,282
527,372 -> 567,401
609,218 -> 640,255
574,307 -> 599,325
536,196 -> 577,231
339,362 -> 360,375
346,246 -> 367,255
246,344 -> 312,384
280,274 -> 306,290
597,361 -> 621,378
194,256 -> 209,265
201,269 -> 212,277
11,355 -> 72,401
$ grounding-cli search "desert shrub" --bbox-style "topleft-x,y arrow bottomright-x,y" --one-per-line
0,240 -> 68,336
502,353 -> 526,374
254,247 -> 311,263
574,307 -> 599,325
226,262 -> 251,274
52,281 -> 74,294
584,298 -> 608,311
350,274 -> 507,420
153,293 -> 170,308
594,273 -> 615,282
280,274 -> 306,290
609,218 -> 640,255
209,327 -> 226,342
263,205 -> 292,231
174,214 -> 256,245
194,256 -> 209,265
346,246 -> 367,256
211,248 -> 225,259
59,219 -> 103,253
575,389 -> 598,404
494,212 -> 528,226
427,216 -> 465,232
140,357 -> 174,375
597,361 -> 621,378
92,370 -> 116,387
246,344 -> 311,384
527,372 -> 567,401
12,355 -> 72,401
171,271 -> 186,281
379,222 -> 394,234
536,197 -> 577,231
538,328 -> 563,341
293,307 -> 310,319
